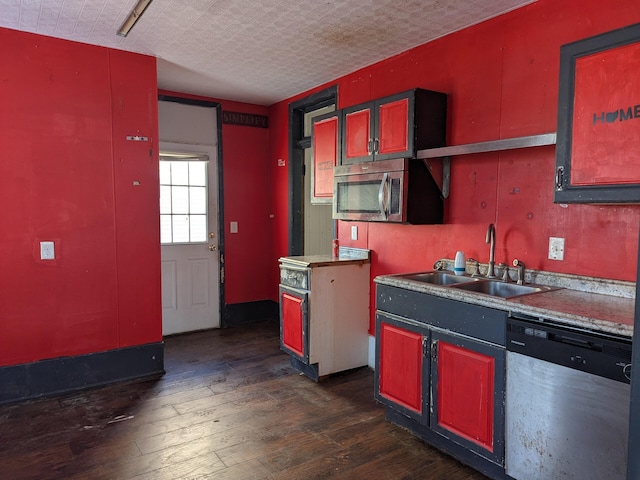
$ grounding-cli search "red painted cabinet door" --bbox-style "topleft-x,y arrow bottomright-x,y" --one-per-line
312,112 -> 340,200
375,313 -> 429,422
343,105 -> 374,164
377,97 -> 410,156
280,290 -> 306,358
430,330 -> 505,465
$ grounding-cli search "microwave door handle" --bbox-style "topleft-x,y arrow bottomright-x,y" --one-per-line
378,172 -> 389,220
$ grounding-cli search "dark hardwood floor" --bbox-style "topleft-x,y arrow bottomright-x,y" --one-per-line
0,320 -> 489,479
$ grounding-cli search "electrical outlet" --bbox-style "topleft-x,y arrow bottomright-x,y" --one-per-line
548,237 -> 565,261
230,221 -> 238,234
351,225 -> 358,241
40,241 -> 55,260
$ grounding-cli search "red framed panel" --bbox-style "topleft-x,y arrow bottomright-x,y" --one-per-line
555,22 -> 640,203
344,108 -> 371,160
378,98 -> 409,155
312,115 -> 339,199
436,341 -> 494,452
571,41 -> 640,186
378,321 -> 424,414
281,292 -> 305,357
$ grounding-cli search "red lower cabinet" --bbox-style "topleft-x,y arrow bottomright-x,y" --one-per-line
375,310 -> 505,466
433,337 -> 495,451
280,290 -> 306,358
430,330 -> 505,464
375,314 -> 429,422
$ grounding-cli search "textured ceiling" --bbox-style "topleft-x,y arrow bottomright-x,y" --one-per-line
0,0 -> 535,105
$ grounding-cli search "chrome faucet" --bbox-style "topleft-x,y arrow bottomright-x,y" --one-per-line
486,223 -> 496,278
513,259 -> 526,285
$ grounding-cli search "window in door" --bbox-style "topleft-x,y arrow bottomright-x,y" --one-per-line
159,157 -> 208,244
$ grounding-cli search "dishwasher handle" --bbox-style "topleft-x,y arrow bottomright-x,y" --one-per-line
549,333 -> 603,352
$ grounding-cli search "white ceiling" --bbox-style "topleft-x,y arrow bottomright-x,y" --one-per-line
0,0 -> 535,106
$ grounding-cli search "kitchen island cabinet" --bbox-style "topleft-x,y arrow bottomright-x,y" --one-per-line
279,250 -> 370,381
375,284 -> 507,478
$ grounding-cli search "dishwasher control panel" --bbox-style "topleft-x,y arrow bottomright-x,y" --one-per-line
507,317 -> 631,383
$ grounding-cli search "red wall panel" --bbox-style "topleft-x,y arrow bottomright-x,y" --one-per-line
268,0 -> 640,332
109,50 -> 162,347
0,29 -> 160,366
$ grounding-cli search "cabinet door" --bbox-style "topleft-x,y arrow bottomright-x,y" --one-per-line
555,23 -> 640,203
311,111 -> 340,204
279,286 -> 308,362
430,330 -> 505,465
374,92 -> 413,161
375,312 -> 429,423
342,103 -> 374,164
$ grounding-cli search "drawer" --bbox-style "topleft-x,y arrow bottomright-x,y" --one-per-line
280,265 -> 309,290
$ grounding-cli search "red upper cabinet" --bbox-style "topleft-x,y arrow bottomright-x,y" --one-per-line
311,110 -> 341,203
555,22 -> 640,203
341,89 -> 447,165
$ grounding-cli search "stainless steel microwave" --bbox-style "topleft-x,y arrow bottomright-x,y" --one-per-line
332,158 -> 444,224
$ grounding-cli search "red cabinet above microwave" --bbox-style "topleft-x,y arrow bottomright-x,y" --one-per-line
341,89 -> 447,165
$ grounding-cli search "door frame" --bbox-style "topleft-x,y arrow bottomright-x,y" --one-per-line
287,86 -> 337,256
157,94 -> 227,326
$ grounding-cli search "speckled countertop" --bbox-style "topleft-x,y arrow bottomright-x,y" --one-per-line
375,259 -> 635,338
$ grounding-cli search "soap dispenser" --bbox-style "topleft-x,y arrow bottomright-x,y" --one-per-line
454,251 -> 466,275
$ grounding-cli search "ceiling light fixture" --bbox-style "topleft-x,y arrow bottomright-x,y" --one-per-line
117,0 -> 153,37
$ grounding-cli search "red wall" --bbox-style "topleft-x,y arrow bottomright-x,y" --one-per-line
268,0 -> 640,331
158,91 -> 271,305
0,29 -> 161,367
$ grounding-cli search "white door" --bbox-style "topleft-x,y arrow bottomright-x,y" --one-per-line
159,142 -> 220,335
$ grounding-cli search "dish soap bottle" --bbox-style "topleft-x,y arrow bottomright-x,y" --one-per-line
454,251 -> 466,275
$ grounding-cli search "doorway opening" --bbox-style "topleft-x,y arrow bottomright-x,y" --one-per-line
288,86 -> 338,256
158,96 -> 225,334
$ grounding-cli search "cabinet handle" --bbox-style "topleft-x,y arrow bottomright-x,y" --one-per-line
378,172 -> 389,220
555,166 -> 564,191
367,139 -> 373,154
374,138 -> 379,154
431,340 -> 438,361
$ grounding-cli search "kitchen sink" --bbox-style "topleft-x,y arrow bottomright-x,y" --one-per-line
399,272 -> 481,285
451,280 -> 555,298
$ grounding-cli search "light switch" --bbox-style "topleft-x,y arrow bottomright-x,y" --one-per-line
40,241 -> 55,260
230,221 -> 238,234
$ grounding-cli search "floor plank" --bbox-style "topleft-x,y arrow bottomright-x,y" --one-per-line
0,320 -> 489,480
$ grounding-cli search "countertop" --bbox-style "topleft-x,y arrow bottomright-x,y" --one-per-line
279,247 -> 371,268
375,264 -> 635,338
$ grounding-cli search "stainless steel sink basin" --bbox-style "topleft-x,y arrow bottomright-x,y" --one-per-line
399,271 -> 481,286
451,280 -> 555,298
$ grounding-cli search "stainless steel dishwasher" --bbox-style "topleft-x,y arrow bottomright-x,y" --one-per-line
505,315 -> 632,480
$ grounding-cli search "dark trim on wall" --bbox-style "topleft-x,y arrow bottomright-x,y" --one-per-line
287,86 -> 338,256
627,225 -> 640,479
0,343 -> 164,405
224,300 -> 279,327
157,95 -> 228,326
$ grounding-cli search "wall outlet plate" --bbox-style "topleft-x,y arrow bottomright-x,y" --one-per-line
548,237 -> 565,261
351,225 -> 358,241
40,241 -> 55,260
